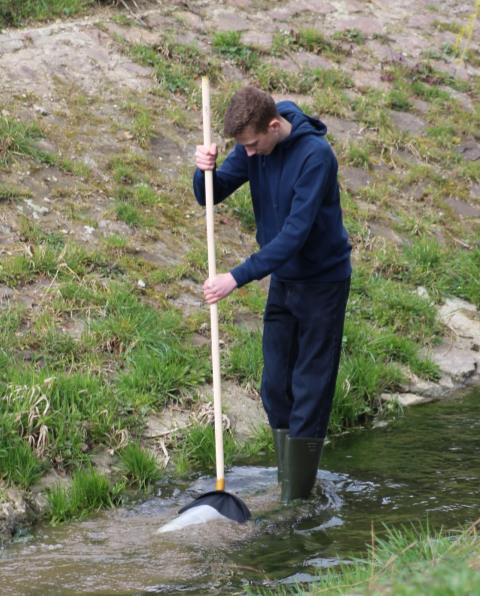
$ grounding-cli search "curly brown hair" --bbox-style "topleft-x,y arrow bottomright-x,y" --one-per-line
223,87 -> 279,138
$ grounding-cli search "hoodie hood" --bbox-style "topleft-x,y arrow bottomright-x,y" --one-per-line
277,101 -> 327,147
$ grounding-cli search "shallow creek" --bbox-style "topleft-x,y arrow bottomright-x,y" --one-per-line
1,388 -> 479,594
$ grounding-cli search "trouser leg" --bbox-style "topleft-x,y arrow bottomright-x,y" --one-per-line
261,279 -> 297,430
281,278 -> 350,502
288,278 -> 350,438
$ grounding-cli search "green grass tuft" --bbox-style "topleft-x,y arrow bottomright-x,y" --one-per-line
212,31 -> 259,71
225,328 -> 263,388
0,0 -> 99,27
119,442 -> 162,490
0,431 -> 43,489
47,467 -> 122,524
174,423 -> 237,474
226,185 -> 256,231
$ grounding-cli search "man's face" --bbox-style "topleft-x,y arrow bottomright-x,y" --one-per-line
235,121 -> 279,157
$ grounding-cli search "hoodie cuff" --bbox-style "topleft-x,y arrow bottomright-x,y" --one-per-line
230,262 -> 252,288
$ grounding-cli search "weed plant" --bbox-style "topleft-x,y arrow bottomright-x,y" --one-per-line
0,0 -> 105,27
47,467 -> 122,524
293,28 -> 334,54
225,185 -> 256,231
119,443 -> 162,490
174,423 -> 237,474
0,184 -> 31,201
333,28 -> 366,45
0,116 -> 54,165
311,524 -> 480,594
345,142 -> 373,168
253,523 -> 480,594
0,430 -> 43,488
225,328 -> 263,388
312,87 -> 351,118
238,424 -> 274,461
124,103 -> 155,147
212,31 -> 259,71
374,238 -> 480,308
130,40 -> 219,98
271,28 -> 347,61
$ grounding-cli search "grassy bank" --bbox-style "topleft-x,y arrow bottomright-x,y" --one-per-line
252,521 -> 480,595
1,1 -> 479,525
0,0 -> 114,28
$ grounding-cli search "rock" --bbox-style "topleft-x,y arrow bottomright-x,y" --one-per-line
341,166 -> 372,193
431,343 -> 478,383
444,198 -> 480,218
335,16 -> 383,37
220,382 -> 268,441
457,140 -> 480,162
470,185 -> 480,203
0,285 -> 15,304
381,392 -> 433,406
445,88 -> 474,112
174,10 -> 204,31
368,222 -> 404,245
411,98 -> 430,113
325,117 -> 361,142
33,104 -> 49,115
0,486 -> 33,545
196,381 -> 267,442
225,0 -> 253,8
24,199 -> 49,216
352,69 -> 391,91
416,286 -> 430,300
293,50 -> 335,70
400,372 -> 455,399
438,298 -> 480,345
388,110 -> 426,134
210,9 -> 250,31
241,30 -> 273,51
408,14 -> 437,29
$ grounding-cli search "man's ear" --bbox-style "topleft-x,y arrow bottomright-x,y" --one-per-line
268,117 -> 281,132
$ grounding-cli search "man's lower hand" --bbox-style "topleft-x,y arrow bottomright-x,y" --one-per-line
203,273 -> 238,304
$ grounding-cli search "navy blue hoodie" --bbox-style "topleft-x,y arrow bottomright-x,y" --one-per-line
193,101 -> 351,287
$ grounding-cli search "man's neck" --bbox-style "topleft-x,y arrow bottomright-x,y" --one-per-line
278,116 -> 292,142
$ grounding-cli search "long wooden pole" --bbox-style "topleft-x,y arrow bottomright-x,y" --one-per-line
201,77 -> 225,491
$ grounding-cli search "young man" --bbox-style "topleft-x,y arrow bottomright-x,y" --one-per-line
193,86 -> 351,502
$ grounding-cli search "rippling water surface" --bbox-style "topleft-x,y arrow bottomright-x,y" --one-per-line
1,388 -> 479,594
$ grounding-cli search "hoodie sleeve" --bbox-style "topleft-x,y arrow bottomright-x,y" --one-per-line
230,151 -> 335,287
193,144 -> 249,206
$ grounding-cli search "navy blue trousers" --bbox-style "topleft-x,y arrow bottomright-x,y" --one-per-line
260,277 -> 350,438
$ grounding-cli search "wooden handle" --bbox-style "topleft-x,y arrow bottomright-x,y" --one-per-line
202,77 -> 224,488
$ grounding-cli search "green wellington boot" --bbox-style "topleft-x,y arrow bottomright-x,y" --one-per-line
272,428 -> 289,483
281,436 -> 324,503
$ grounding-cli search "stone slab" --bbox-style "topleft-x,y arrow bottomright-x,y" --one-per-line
438,298 -> 480,344
388,110 -> 426,134
458,140 -> 480,162
431,343 -> 479,383
445,198 -> 480,218
341,166 -> 372,193
381,392 -> 434,406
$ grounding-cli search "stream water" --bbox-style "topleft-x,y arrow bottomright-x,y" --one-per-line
1,388 -> 479,594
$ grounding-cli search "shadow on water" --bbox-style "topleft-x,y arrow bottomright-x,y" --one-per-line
0,388 -> 479,594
